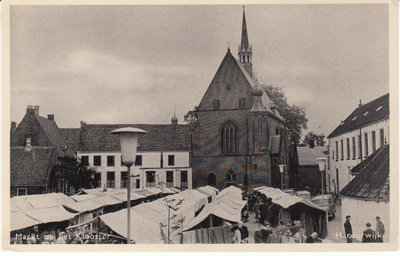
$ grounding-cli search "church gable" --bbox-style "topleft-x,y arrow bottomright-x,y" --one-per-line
197,49 -> 253,111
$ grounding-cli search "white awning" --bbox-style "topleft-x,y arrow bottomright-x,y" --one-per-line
100,208 -> 164,244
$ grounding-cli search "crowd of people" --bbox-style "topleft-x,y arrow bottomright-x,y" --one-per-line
251,220 -> 322,244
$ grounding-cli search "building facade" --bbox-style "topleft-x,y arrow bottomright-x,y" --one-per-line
327,93 -> 389,192
296,146 -> 327,195
10,105 -> 73,196
340,145 -> 389,242
191,8 -> 290,190
76,119 -> 192,190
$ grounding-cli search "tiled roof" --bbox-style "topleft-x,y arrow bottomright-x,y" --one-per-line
37,116 -> 67,150
340,144 -> 389,202
297,146 -> 327,166
60,128 -> 81,154
10,146 -> 57,187
79,123 -> 191,152
327,93 -> 389,138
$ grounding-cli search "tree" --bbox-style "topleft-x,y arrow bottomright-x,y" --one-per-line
304,132 -> 325,147
262,84 -> 308,144
50,156 -> 97,193
184,106 -> 199,130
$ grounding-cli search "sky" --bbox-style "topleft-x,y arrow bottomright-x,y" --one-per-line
10,4 -> 389,138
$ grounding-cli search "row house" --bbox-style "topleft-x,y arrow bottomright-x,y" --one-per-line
76,117 -> 192,190
326,93 -> 389,193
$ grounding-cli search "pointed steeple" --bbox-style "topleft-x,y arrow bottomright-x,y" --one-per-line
241,6 -> 249,51
238,6 -> 253,77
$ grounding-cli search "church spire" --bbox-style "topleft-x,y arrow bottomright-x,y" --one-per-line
238,6 -> 253,77
241,6 -> 249,50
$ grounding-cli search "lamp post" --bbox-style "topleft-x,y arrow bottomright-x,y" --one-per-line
110,127 -> 147,244
278,164 -> 285,190
317,157 -> 328,238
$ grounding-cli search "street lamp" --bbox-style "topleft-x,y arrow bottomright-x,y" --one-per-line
110,127 -> 147,244
278,164 -> 285,190
316,157 -> 329,238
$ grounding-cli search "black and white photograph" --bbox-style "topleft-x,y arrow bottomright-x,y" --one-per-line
3,0 -> 398,250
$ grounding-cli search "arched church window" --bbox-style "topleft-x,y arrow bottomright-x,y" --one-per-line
221,121 -> 237,154
225,169 -> 237,186
207,173 -> 217,187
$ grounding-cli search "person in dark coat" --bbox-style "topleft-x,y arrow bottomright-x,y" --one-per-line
362,222 -> 377,243
344,215 -> 353,243
239,223 -> 249,243
375,216 -> 385,242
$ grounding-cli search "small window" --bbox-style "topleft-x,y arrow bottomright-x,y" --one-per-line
227,84 -> 231,91
352,116 -> 358,121
168,155 -> 175,166
364,133 -> 369,157
363,111 -> 369,116
135,155 -> 142,166
380,128 -> 385,147
107,155 -> 115,166
121,171 -> 127,188
93,172 -> 101,188
275,127 -> 279,135
239,98 -> 246,109
136,179 -> 140,189
253,164 -> 257,170
372,131 -> 376,152
181,171 -> 188,188
376,106 -> 383,112
81,156 -> 89,166
17,188 -> 27,196
213,99 -> 220,110
166,171 -> 174,187
106,172 -> 115,188
94,156 -> 102,166
146,171 -> 156,187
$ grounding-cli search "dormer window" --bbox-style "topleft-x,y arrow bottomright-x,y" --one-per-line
363,111 -> 369,116
376,106 -> 383,112
352,116 -> 358,121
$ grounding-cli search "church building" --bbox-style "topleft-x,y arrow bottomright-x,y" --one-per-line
191,8 -> 290,190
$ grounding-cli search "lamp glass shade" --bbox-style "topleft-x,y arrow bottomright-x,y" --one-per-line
278,164 -> 285,174
119,133 -> 139,166
316,157 -> 327,172
110,127 -> 147,166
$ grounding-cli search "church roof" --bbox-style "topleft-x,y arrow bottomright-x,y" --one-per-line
197,49 -> 282,120
327,93 -> 389,139
340,144 -> 389,202
78,123 -> 191,152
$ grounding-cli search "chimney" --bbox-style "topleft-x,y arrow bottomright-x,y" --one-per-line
33,105 -> 39,116
11,122 -> 16,133
358,99 -> 362,107
25,138 -> 32,152
47,114 -> 54,121
26,105 -> 34,114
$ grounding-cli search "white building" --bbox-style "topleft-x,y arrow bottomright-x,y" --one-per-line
326,93 -> 389,192
340,144 -> 389,242
76,117 -> 192,190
